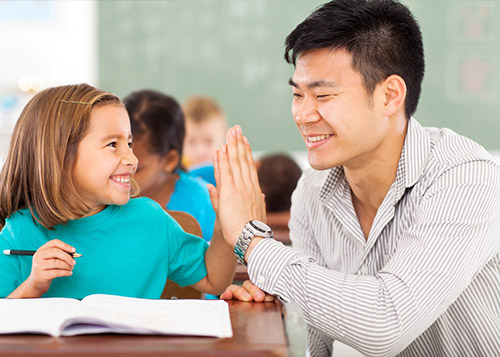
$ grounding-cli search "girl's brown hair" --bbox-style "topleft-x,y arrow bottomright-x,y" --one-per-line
0,83 -> 139,229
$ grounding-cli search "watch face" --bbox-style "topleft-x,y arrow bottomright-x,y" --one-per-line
249,220 -> 271,233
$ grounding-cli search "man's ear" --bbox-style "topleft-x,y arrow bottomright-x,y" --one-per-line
163,149 -> 180,174
382,74 -> 407,117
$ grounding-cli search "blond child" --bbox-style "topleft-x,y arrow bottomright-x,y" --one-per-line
0,84 -> 235,299
182,96 -> 226,186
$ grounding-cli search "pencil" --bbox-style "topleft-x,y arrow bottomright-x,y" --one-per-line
3,249 -> 83,258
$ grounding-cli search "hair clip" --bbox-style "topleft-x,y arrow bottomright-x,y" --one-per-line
60,100 -> 92,105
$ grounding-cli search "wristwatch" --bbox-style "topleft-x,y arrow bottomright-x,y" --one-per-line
234,220 -> 273,266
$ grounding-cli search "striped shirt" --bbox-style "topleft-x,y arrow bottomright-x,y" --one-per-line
248,118 -> 500,357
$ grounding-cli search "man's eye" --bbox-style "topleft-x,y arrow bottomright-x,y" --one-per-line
107,142 -> 117,148
128,142 -> 133,148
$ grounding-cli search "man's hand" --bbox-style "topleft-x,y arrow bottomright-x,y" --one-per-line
220,280 -> 275,302
209,125 -> 267,247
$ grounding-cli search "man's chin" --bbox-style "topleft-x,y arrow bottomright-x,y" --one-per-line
308,158 -> 335,171
307,148 -> 339,171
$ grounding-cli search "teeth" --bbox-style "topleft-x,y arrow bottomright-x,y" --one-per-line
308,134 -> 331,142
113,176 -> 130,184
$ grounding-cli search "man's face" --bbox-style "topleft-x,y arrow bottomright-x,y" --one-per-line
290,47 -> 389,171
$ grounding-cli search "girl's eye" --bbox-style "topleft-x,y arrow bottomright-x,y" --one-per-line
107,142 -> 117,148
128,142 -> 133,148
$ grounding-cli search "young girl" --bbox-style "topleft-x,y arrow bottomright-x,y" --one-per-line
0,84 -> 235,299
124,90 -> 215,242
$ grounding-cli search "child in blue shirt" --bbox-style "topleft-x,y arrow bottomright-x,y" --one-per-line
0,84 -> 235,299
124,90 -> 216,242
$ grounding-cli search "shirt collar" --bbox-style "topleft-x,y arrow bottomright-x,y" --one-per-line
404,117 -> 431,188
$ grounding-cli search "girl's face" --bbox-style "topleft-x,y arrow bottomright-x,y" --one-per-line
72,104 -> 138,216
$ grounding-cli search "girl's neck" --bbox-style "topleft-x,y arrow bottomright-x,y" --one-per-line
84,205 -> 107,218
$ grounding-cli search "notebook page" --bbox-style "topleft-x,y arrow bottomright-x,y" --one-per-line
61,294 -> 233,337
0,298 -> 80,336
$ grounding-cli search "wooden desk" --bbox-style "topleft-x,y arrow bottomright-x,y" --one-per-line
234,263 -> 249,282
0,300 -> 287,356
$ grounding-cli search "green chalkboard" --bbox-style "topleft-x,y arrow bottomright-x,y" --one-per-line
99,0 -> 500,151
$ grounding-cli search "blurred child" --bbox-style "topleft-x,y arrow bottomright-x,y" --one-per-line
257,153 -> 302,243
124,90 -> 216,241
0,84 -> 235,299
182,96 -> 227,186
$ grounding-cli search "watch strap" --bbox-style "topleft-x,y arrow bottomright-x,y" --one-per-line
234,221 -> 273,266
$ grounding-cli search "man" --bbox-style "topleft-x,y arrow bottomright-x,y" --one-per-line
209,0 -> 500,356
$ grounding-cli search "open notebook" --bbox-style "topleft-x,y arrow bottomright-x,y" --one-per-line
0,294 -> 232,338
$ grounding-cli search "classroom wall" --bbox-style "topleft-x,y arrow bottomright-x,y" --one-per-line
0,0 -> 97,162
0,1 -> 498,163
98,0 -> 500,152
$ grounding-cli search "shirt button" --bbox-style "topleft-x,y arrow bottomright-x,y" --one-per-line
360,266 -> 369,275
256,275 -> 266,285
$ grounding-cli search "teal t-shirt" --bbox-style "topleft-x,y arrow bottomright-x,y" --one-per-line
0,197 -> 208,299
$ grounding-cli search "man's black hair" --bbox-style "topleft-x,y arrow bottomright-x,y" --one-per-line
285,0 -> 424,118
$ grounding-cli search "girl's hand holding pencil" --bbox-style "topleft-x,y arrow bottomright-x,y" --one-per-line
22,239 -> 78,298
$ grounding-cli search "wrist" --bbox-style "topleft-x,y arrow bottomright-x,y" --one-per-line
9,278 -> 44,298
244,237 -> 264,264
233,220 -> 273,266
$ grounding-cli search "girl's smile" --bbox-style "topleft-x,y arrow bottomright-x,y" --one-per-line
110,173 -> 132,187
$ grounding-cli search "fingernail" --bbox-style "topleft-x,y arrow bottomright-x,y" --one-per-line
72,259 -> 76,265
231,128 -> 236,137
242,292 -> 251,300
243,136 -> 249,144
71,247 -> 76,252
255,291 -> 264,299
236,125 -> 242,134
221,145 -> 226,153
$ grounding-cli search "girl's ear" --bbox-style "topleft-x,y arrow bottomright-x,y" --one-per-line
163,149 -> 180,174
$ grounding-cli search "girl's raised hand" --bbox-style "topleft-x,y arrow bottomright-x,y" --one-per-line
24,239 -> 77,297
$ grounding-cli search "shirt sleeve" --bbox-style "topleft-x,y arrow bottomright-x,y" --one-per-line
307,325 -> 334,357
0,222 -> 24,298
288,174 -> 327,265
248,160 -> 500,357
165,214 -> 209,287
288,178 -> 336,357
